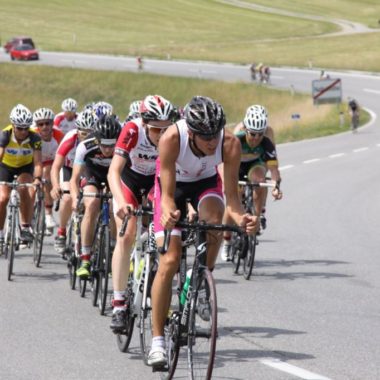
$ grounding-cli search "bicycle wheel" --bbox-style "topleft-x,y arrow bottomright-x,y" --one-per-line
6,207 -> 17,281
116,284 -> 135,352
98,226 -> 111,315
33,200 -> 45,268
66,218 -> 77,290
79,276 -> 87,298
91,223 -> 101,307
243,235 -> 257,280
187,269 -> 217,380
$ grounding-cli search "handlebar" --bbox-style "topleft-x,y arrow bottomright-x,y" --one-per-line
158,220 -> 245,255
118,206 -> 153,237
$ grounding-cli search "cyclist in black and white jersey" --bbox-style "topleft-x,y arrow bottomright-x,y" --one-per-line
70,114 -> 121,279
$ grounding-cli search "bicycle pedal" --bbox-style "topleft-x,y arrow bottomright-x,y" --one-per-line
152,365 -> 169,373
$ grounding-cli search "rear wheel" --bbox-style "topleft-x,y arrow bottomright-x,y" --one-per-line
98,226 -> 111,315
187,269 -> 217,380
116,285 -> 135,352
243,235 -> 257,280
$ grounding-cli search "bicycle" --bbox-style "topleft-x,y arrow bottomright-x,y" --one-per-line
0,177 -> 35,281
115,205 -> 155,356
84,186 -> 114,314
157,219 -> 244,380
231,180 -> 276,280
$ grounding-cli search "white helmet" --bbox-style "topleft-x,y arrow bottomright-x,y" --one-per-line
75,109 -> 98,131
9,104 -> 33,126
243,105 -> 268,132
140,95 -> 174,121
33,107 -> 55,122
93,101 -> 113,118
129,100 -> 142,115
61,98 -> 78,112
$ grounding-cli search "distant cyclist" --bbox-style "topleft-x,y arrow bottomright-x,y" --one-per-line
0,104 -> 42,245
124,100 -> 142,123
32,107 -> 64,231
348,97 -> 360,133
222,105 -> 282,261
54,98 -> 78,134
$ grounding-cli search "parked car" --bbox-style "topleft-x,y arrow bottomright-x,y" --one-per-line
4,36 -> 35,53
10,44 -> 39,61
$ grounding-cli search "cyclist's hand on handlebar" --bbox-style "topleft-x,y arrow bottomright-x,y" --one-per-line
161,209 -> 181,230
272,187 -> 283,200
51,185 -> 61,201
33,177 -> 42,187
239,213 -> 258,235
116,204 -> 134,220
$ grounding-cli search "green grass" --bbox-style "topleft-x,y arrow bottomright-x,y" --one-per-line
0,63 -> 365,143
241,0 -> 380,28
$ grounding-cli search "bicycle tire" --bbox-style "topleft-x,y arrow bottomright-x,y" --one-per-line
98,226 -> 111,315
187,269 -> 217,380
79,277 -> 87,297
7,207 -> 17,281
116,285 -> 135,352
243,235 -> 256,280
33,200 -> 45,268
91,223 -> 101,307
65,219 -> 77,290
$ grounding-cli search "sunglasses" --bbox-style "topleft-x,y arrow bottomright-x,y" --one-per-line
147,124 -> 167,134
196,131 -> 220,141
15,126 -> 29,131
100,144 -> 115,149
37,121 -> 53,127
246,130 -> 264,138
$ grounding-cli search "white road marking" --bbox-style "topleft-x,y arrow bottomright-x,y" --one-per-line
303,158 -> 320,164
363,88 -> 380,95
329,153 -> 345,158
353,147 -> 369,153
260,358 -> 332,380
279,164 -> 294,170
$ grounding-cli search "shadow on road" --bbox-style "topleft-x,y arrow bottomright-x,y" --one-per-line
220,325 -> 306,339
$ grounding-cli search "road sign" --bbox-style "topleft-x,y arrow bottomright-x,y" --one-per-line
312,78 -> 342,105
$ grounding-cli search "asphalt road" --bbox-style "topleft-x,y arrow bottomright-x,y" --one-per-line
1,49 -> 380,380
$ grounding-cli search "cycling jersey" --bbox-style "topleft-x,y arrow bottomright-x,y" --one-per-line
115,118 -> 158,176
56,129 -> 80,168
0,125 -> 42,168
54,112 -> 77,134
175,119 -> 224,182
32,127 -> 64,166
74,135 -> 112,183
235,132 -> 278,166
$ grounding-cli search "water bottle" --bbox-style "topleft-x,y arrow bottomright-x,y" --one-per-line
180,269 -> 192,305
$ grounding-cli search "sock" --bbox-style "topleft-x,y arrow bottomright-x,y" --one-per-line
112,291 -> 126,312
224,236 -> 231,246
152,336 -> 165,349
58,227 -> 66,237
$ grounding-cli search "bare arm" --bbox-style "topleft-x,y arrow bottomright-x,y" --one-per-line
33,150 -> 43,179
69,163 -> 83,210
50,155 -> 65,200
158,124 -> 180,229
233,122 -> 244,134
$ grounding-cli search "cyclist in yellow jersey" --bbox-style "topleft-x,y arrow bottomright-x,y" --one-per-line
0,104 -> 42,245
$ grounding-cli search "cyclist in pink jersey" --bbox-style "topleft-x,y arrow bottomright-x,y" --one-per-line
147,96 -> 257,367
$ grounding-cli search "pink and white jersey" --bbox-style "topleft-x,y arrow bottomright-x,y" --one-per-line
115,118 -> 158,176
54,112 -> 77,135
175,120 -> 223,182
56,129 -> 80,168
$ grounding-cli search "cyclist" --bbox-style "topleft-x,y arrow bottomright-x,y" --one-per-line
233,114 -> 276,231
50,109 -> 97,254
221,105 -> 282,261
348,97 -> 360,132
32,108 -> 64,231
54,98 -> 78,134
107,95 -> 176,332
93,101 -> 113,119
0,104 -> 42,245
70,114 -> 121,279
148,96 -> 257,367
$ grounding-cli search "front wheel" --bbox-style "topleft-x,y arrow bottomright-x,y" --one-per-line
33,200 -> 45,268
187,269 -> 217,380
243,235 -> 257,280
98,226 -> 111,315
6,207 -> 17,281
116,286 -> 135,352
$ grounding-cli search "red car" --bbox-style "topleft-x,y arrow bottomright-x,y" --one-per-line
10,44 -> 39,61
4,36 -> 35,53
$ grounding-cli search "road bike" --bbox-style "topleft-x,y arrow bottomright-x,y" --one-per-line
0,177 -> 35,281
231,180 -> 276,280
115,205 -> 155,356
157,220 -> 244,380
32,180 -> 47,267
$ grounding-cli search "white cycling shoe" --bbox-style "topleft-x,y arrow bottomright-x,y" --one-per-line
147,346 -> 167,367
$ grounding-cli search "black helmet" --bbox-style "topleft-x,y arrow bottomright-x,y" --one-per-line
94,114 -> 121,143
184,96 -> 225,136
